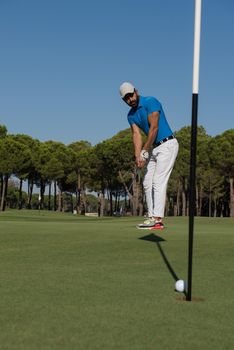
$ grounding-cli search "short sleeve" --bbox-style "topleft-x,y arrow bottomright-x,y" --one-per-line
146,97 -> 161,114
127,112 -> 135,126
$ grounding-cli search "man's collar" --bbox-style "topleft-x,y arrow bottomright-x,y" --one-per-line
137,95 -> 143,109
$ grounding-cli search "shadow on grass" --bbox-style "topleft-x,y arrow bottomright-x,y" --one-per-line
139,233 -> 187,298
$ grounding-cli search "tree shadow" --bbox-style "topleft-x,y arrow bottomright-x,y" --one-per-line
139,233 -> 187,298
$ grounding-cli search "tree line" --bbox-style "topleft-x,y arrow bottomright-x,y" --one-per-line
0,124 -> 233,217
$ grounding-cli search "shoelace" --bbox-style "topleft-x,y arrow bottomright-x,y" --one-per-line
143,219 -> 155,224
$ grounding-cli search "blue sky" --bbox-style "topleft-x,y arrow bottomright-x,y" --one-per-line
0,0 -> 233,146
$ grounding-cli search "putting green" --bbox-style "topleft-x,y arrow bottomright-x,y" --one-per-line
0,211 -> 233,349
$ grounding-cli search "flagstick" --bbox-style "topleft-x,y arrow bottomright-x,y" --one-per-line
187,0 -> 202,301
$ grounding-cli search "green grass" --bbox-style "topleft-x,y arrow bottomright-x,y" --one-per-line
0,210 -> 234,350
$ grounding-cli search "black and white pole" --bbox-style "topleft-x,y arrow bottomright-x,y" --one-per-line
187,0 -> 202,302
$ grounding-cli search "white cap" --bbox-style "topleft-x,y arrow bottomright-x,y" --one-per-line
119,82 -> 135,98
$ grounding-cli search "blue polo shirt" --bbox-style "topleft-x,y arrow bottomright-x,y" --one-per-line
127,96 -> 173,144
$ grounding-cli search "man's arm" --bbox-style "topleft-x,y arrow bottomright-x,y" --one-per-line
131,124 -> 143,167
143,111 -> 160,151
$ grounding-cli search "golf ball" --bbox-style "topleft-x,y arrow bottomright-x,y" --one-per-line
175,279 -> 186,292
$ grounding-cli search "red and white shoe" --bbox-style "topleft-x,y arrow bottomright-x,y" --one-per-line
150,222 -> 164,230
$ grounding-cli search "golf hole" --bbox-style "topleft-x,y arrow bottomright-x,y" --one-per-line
176,296 -> 205,302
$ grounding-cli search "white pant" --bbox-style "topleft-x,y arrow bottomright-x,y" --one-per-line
143,138 -> 179,218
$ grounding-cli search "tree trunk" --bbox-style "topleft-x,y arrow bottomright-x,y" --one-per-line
182,190 -> 186,216
230,178 -> 234,217
138,203 -> 143,216
200,184 -> 203,216
98,193 -> 101,217
0,177 -> 5,211
70,193 -> 74,213
165,197 -> 169,217
214,196 -> 217,217
197,183 -> 203,216
124,191 -> 128,212
48,182 -> 51,210
3,176 -> 8,211
76,173 -> 81,213
132,182 -> 138,215
54,181 -> 57,211
76,192 -> 81,212
40,179 -> 45,209
27,179 -> 34,209
117,192 -> 120,212
0,174 -> 3,201
196,184 -> 199,215
0,175 -> 8,212
220,202 -> 223,217
18,178 -> 23,210
80,188 -> 86,215
109,190 -> 113,215
118,169 -> 141,216
58,185 -> 62,212
176,180 -> 181,216
208,177 -> 212,217
182,178 -> 187,216
98,190 -> 105,217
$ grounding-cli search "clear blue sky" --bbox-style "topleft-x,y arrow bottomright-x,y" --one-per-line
0,0 -> 233,146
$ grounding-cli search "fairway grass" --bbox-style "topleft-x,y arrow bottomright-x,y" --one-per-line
0,211 -> 234,350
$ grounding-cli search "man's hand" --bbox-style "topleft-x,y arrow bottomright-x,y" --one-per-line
140,149 -> 149,161
135,156 -> 147,169
138,160 -> 147,169
134,149 -> 149,169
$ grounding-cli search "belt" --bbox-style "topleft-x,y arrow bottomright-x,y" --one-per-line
153,135 -> 175,147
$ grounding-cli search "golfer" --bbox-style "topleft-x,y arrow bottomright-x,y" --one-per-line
120,82 -> 179,229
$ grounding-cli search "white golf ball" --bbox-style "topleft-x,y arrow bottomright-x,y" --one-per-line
175,279 -> 185,292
